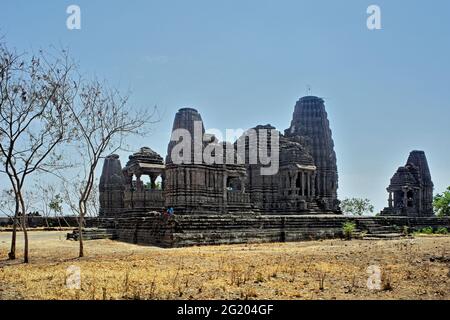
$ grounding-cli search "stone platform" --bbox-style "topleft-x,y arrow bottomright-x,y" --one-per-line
73,213 -> 450,248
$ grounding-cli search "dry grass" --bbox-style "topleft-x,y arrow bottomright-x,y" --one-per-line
0,232 -> 449,300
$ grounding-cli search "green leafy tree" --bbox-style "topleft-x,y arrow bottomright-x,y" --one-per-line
49,194 -> 63,215
341,198 -> 374,216
433,187 -> 450,217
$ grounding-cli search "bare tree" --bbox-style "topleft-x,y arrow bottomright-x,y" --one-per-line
0,189 -> 16,220
68,81 -> 155,257
0,188 -> 37,223
62,177 -> 99,220
0,42 -> 76,262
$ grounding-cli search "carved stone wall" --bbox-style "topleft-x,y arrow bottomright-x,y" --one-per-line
239,126 -> 322,213
164,108 -> 251,214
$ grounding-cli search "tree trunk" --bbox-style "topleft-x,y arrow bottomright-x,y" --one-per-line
8,199 -> 20,260
57,214 -> 62,231
18,195 -> 29,263
8,215 -> 18,260
23,214 -> 29,263
78,219 -> 84,258
78,203 -> 85,258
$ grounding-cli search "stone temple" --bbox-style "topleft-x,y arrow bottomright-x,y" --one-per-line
88,96 -> 449,247
99,97 -> 340,218
381,151 -> 434,217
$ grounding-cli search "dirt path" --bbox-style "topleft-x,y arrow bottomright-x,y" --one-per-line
0,232 -> 449,300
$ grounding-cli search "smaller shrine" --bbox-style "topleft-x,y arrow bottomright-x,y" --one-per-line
122,147 -> 166,212
381,151 -> 434,217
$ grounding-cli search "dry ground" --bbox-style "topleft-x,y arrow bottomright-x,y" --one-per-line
0,231 -> 449,300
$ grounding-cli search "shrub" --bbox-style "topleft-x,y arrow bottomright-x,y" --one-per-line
420,227 -> 434,235
436,227 -> 448,235
433,187 -> 450,217
402,226 -> 410,236
342,222 -> 356,240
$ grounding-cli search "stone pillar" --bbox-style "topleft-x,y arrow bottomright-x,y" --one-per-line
301,171 -> 305,196
311,173 -> 316,197
293,172 -> 298,195
289,172 -> 295,189
402,188 -> 408,208
150,174 -> 157,190
388,191 -> 393,208
136,174 -> 142,192
240,177 -> 245,193
307,172 -> 311,197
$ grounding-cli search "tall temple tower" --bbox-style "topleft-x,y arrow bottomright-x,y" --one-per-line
166,108 -> 205,164
285,96 -> 339,211
406,151 -> 434,215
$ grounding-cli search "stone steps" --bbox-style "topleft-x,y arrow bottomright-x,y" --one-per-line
67,228 -> 115,241
355,219 -> 403,238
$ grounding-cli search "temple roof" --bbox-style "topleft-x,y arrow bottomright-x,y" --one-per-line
387,150 -> 434,190
390,166 -> 419,187
297,96 -> 324,104
279,136 -> 315,168
126,147 -> 164,167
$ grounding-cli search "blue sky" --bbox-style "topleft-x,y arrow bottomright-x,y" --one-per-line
1,0 -> 449,213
